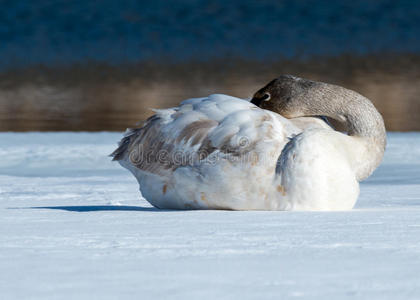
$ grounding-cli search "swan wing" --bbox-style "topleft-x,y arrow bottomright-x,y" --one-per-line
111,94 -> 299,176
289,116 -> 334,131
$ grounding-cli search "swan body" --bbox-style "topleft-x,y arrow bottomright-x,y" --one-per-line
112,76 -> 386,211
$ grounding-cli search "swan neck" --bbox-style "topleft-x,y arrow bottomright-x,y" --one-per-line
307,84 -> 387,180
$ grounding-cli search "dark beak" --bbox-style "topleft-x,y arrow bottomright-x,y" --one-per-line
250,97 -> 262,107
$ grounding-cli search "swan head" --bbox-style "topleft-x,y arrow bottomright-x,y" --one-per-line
252,75 -> 387,181
251,75 -> 319,118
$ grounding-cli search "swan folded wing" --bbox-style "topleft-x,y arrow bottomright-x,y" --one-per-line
111,95 -> 282,175
289,116 -> 334,131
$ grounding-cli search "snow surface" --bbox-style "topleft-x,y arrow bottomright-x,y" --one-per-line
1,132 -> 420,299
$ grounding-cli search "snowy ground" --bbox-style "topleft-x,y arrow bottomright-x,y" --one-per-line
1,132 -> 420,299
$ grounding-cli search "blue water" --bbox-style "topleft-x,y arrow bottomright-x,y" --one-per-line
1,0 -> 419,69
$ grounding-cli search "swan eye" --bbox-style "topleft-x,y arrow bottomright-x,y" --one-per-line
262,93 -> 271,101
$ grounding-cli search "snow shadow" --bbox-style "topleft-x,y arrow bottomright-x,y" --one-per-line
28,205 -> 165,212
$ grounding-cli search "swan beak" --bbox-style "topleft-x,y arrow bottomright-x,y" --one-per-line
251,97 -> 262,107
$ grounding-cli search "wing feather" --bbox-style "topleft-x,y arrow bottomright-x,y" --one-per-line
111,95 -> 281,175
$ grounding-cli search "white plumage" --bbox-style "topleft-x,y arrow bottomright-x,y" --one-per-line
113,94 -> 360,210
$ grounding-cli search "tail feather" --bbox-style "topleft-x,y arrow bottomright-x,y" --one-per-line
110,128 -> 141,161
110,113 -> 163,161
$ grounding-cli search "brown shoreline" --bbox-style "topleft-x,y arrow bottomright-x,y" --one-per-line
1,54 -> 419,131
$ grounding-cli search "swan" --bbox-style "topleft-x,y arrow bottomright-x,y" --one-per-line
112,75 -> 386,210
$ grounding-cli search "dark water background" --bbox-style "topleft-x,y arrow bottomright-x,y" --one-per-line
0,0 -> 419,131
